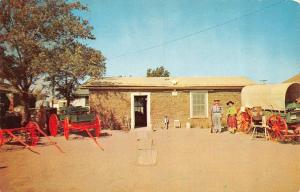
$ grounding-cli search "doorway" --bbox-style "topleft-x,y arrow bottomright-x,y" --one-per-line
131,93 -> 150,129
134,96 -> 147,128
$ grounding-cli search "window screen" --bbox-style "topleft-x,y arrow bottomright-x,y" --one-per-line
191,92 -> 208,117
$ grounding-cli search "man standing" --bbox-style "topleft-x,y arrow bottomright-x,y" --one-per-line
211,99 -> 223,133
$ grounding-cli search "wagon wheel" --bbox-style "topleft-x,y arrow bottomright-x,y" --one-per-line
49,114 -> 59,136
0,131 -> 13,145
267,115 -> 288,142
26,121 -> 40,146
237,112 -> 251,133
94,115 -> 101,138
0,131 -> 11,146
291,124 -> 300,142
0,131 -> 4,146
63,117 -> 70,140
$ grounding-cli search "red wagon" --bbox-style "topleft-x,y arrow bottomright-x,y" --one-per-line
241,83 -> 300,142
267,114 -> 300,142
0,121 -> 64,154
48,109 -> 103,150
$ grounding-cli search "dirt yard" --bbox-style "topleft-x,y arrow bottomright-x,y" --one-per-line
1,128 -> 300,192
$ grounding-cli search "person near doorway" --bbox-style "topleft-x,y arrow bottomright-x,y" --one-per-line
211,99 -> 223,133
163,115 -> 169,129
226,101 -> 237,133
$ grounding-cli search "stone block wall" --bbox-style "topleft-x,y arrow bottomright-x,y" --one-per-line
150,91 -> 190,129
89,89 -> 241,129
89,90 -> 131,130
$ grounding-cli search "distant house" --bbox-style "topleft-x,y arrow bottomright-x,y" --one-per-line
284,73 -> 300,83
72,88 -> 89,107
51,89 -> 89,112
84,77 -> 255,130
52,99 -> 67,110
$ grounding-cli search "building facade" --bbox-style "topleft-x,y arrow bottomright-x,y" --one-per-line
85,77 -> 255,130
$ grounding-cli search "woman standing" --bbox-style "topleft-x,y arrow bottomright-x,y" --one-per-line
226,101 -> 237,133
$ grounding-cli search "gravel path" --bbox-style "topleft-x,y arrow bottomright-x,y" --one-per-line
1,128 -> 300,192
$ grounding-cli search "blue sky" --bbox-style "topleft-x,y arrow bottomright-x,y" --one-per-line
79,0 -> 300,83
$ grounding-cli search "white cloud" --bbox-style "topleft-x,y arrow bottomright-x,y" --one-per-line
293,0 -> 300,4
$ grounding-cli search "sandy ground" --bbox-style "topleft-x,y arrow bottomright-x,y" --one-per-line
1,128 -> 300,192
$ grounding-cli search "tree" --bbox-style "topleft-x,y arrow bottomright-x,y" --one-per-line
146,66 -> 170,77
46,42 -> 105,106
0,0 -> 105,122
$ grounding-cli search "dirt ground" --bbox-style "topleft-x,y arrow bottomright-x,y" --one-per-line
1,128 -> 300,192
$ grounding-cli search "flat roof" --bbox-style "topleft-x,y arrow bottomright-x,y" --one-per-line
284,73 -> 300,83
84,76 -> 256,90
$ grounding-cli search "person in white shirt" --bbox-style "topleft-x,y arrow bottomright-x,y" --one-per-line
211,99 -> 223,133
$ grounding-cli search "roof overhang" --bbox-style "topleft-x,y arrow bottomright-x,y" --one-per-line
74,88 -> 89,97
85,86 -> 245,91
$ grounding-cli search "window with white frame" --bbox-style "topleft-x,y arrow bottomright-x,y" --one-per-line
190,91 -> 208,118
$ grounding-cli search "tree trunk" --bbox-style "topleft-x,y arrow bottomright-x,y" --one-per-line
22,92 -> 31,125
51,76 -> 55,108
66,95 -> 71,107
65,76 -> 71,107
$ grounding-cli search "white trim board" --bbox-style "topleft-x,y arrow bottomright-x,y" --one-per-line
130,92 -> 151,130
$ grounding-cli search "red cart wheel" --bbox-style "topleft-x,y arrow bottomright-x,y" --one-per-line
292,125 -> 300,142
95,115 -> 101,138
63,117 -> 70,140
0,130 -> 4,146
237,111 -> 251,133
0,131 -> 13,145
267,115 -> 288,141
49,114 -> 59,136
26,121 -> 40,146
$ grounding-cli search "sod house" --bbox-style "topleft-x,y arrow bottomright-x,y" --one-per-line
84,77 -> 255,130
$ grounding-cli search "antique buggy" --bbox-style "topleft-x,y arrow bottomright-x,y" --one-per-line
240,83 -> 300,142
0,121 -> 63,154
48,106 -> 103,149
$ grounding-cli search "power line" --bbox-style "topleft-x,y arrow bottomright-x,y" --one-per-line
109,0 -> 287,60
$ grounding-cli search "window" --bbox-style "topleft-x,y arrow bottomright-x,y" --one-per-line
190,91 -> 208,118
85,96 -> 89,106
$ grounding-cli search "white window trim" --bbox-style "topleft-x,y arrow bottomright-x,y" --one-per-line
130,92 -> 151,131
190,91 -> 208,118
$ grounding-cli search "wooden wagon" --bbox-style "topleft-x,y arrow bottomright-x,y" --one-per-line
241,83 -> 300,142
48,106 -> 103,149
0,121 -> 63,154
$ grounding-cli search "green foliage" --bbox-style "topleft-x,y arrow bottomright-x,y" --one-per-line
146,66 -> 170,77
0,0 -> 106,120
44,42 -> 106,105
